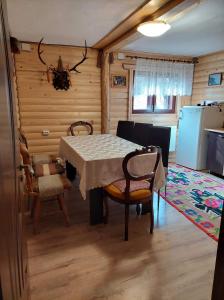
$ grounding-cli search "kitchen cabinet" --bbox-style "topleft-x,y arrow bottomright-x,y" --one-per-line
207,131 -> 224,176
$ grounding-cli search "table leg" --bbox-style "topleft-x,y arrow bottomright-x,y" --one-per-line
141,203 -> 151,215
89,188 -> 104,225
66,161 -> 76,181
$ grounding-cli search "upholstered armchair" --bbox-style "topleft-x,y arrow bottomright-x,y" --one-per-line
18,128 -> 65,177
20,143 -> 71,234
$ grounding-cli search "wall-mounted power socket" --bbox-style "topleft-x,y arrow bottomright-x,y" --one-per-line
117,52 -> 126,60
21,43 -> 31,52
42,130 -> 50,136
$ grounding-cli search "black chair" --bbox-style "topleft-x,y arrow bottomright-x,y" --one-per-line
132,122 -> 153,146
116,120 -> 134,142
147,126 -> 171,210
147,126 -> 171,168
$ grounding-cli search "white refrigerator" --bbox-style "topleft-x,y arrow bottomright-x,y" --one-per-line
176,106 -> 224,170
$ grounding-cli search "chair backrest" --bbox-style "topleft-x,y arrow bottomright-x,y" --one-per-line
68,121 -> 93,136
122,146 -> 161,198
19,142 -> 33,193
147,126 -> 171,167
132,122 -> 153,146
116,120 -> 134,142
18,128 -> 28,148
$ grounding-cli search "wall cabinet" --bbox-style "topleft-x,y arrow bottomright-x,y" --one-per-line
207,131 -> 224,176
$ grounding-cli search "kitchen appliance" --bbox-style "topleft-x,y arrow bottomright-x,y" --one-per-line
176,106 -> 224,170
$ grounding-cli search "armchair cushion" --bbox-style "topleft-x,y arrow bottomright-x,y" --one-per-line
34,163 -> 64,177
33,174 -> 71,198
32,154 -> 58,165
104,179 -> 151,201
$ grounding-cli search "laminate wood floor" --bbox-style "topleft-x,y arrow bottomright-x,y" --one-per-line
27,180 -> 217,300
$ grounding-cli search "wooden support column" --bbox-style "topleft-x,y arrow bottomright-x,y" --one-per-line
127,68 -> 134,121
101,51 -> 110,133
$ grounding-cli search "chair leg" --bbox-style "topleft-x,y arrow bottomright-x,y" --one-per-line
150,199 -> 154,234
33,197 -> 41,234
31,196 -> 36,219
58,195 -> 70,227
57,196 -> 63,210
103,197 -> 109,224
136,204 -> 141,215
124,204 -> 129,241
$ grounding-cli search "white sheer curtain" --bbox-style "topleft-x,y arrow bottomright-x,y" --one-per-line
133,58 -> 194,111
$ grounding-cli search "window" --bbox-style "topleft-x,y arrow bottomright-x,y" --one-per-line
132,71 -> 176,114
132,59 -> 194,114
133,94 -> 176,114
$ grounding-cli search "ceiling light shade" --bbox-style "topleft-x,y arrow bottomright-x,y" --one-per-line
137,21 -> 171,37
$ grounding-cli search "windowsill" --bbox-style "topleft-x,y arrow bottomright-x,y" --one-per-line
131,112 -> 176,116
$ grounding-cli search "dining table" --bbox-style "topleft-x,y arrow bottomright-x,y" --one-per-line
59,134 -> 165,225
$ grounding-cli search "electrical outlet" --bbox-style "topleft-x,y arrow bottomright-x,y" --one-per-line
42,130 -> 49,136
117,52 -> 126,60
21,43 -> 31,52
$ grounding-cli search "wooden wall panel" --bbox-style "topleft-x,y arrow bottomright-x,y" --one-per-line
15,43 -> 101,154
192,51 -> 224,104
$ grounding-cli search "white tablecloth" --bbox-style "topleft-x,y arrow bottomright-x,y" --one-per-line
59,134 -> 165,199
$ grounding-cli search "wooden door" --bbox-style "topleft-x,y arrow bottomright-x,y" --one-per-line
0,0 -> 29,299
212,205 -> 224,300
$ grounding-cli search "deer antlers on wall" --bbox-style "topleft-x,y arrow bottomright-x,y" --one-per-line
37,38 -> 88,90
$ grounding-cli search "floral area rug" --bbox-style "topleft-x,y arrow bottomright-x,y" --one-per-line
160,164 -> 224,241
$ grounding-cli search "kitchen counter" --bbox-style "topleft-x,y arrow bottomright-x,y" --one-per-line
205,128 -> 224,134
206,129 -> 224,176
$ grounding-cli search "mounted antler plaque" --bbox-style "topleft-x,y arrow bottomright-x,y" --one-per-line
37,38 -> 88,90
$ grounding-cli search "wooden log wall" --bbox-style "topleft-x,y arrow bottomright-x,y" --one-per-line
109,52 -> 192,135
192,51 -> 224,104
14,43 -> 101,154
16,45 -> 224,156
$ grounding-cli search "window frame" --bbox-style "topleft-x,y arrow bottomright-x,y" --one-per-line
132,71 -> 177,115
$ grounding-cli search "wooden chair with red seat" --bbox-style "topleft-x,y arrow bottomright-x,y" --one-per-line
20,142 -> 71,234
103,146 -> 161,241
68,121 -> 93,136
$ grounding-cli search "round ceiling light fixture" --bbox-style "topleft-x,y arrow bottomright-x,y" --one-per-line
137,21 -> 171,37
